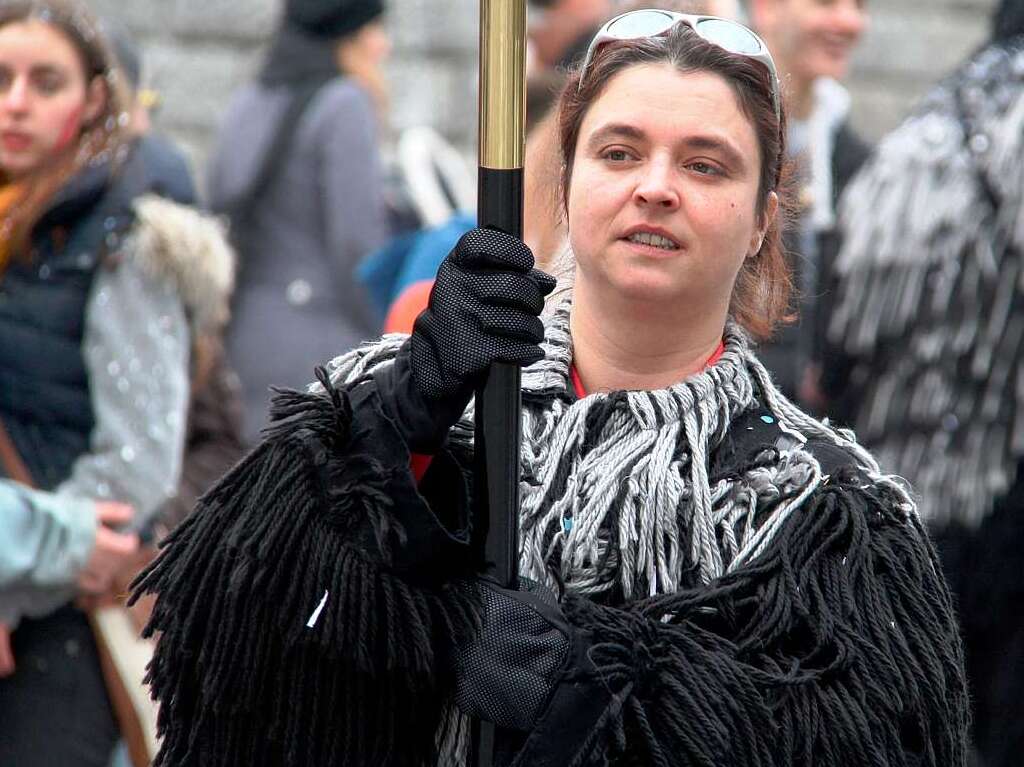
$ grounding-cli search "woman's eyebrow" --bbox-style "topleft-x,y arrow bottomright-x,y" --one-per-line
29,64 -> 64,76
585,123 -> 646,149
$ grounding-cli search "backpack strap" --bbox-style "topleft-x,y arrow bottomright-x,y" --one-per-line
224,79 -> 328,227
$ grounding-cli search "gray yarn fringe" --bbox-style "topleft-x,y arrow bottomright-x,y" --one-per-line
828,38 -> 1024,527
131,368 -> 480,767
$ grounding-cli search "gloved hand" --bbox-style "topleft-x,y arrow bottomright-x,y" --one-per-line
454,579 -> 618,767
374,227 -> 556,453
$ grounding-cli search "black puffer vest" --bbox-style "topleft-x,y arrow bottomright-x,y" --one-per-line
0,162 -> 135,489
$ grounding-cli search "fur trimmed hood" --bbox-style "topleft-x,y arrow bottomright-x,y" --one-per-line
128,193 -> 235,337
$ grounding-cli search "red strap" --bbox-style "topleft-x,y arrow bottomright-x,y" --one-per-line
705,339 -> 726,367
410,452 -> 433,483
570,339 -> 725,398
569,364 -> 588,400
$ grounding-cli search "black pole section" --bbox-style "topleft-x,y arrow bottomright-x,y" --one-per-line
470,171 -> 524,767
473,1 -> 526,764
473,167 -> 524,585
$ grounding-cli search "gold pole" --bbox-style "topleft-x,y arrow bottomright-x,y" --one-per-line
472,4 -> 528,762
479,0 -> 527,170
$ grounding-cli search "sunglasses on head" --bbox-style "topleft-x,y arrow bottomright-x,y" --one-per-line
578,9 -> 781,121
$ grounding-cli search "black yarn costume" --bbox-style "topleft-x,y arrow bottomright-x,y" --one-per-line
132,316 -> 969,767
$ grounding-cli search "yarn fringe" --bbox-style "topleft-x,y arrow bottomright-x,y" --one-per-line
827,38 -> 1024,527
131,368 -> 479,767
562,471 -> 969,766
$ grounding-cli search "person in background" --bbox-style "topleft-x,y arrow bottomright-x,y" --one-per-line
527,0 -> 613,74
746,0 -> 871,406
0,1 -> 181,764
136,12 -> 967,766
208,0 -> 390,443
825,1 -> 1024,763
361,0 -> 614,336
0,2 -> 236,764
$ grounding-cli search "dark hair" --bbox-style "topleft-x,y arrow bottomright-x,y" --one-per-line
0,0 -> 128,263
556,23 -> 795,340
284,0 -> 384,39
992,0 -> 1024,42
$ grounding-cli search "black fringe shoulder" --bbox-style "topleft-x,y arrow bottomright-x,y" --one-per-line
130,368 -> 480,767
562,469 -> 970,766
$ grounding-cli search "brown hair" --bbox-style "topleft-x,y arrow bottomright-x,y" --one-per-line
0,0 -> 129,264
556,22 -> 795,340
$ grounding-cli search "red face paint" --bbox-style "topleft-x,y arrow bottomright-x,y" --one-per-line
52,101 -> 84,153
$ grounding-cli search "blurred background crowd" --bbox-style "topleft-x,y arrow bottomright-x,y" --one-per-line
0,0 -> 1021,765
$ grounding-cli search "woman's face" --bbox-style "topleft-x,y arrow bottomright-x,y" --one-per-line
567,63 -> 774,314
336,20 -> 392,114
768,0 -> 867,83
0,20 -> 104,179
339,21 -> 392,70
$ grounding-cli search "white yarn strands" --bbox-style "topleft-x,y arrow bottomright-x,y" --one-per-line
513,314 -> 757,594
320,331 -> 407,384
829,39 -> 1024,527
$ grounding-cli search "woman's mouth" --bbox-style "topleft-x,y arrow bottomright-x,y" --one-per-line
624,231 -> 680,251
819,35 -> 856,62
1,131 -> 32,152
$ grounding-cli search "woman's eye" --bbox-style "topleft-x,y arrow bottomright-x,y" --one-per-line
32,72 -> 64,95
0,69 -> 12,92
602,149 -> 633,162
689,161 -> 721,176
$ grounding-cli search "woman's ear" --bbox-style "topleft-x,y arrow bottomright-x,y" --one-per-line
749,190 -> 779,258
83,76 -> 107,125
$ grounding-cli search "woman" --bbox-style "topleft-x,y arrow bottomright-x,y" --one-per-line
0,2 -> 230,765
208,0 -> 391,443
137,11 -> 969,766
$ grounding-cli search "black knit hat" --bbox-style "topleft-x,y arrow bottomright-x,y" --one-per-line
992,0 -> 1024,41
284,0 -> 385,39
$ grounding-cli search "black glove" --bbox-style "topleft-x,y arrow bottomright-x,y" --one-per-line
454,579 -> 618,767
374,227 -> 556,453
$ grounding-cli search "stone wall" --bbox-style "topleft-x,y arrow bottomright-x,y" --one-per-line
86,0 -> 999,183
846,0 -> 997,139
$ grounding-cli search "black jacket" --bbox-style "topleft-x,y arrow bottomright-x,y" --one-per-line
0,163 -> 131,487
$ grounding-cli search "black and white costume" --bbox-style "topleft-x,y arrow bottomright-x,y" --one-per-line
826,33 -> 1024,766
135,293 -> 968,766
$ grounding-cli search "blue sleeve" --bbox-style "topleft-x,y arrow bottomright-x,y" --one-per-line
0,480 -> 96,627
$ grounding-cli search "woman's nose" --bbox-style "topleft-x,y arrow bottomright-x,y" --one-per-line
832,0 -> 868,37
2,77 -> 30,113
633,159 -> 680,209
